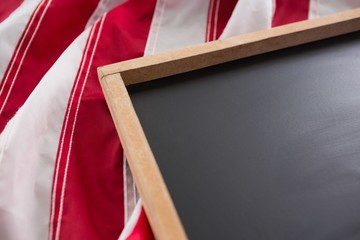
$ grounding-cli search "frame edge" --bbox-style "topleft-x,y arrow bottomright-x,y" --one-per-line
98,8 -> 360,86
99,73 -> 188,240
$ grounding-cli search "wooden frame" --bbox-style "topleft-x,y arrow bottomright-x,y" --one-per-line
98,9 -> 360,240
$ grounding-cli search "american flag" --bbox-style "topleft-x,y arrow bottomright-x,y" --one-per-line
0,0 -> 359,239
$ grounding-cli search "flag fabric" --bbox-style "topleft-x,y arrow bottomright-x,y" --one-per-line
0,0 -> 359,239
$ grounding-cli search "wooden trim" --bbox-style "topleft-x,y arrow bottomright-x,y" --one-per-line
100,73 -> 187,240
98,8 -> 360,86
98,8 -> 360,240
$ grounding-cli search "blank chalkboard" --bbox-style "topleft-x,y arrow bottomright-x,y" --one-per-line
98,9 -> 360,240
128,31 -> 360,240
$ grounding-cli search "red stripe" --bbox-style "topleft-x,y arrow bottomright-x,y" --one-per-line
51,0 -> 156,239
127,207 -> 155,240
206,0 -> 215,42
0,0 -> 100,132
54,21 -> 102,239
0,0 -> 22,23
49,22 -> 98,240
206,0 -> 237,42
272,0 -> 310,27
0,0 -> 46,126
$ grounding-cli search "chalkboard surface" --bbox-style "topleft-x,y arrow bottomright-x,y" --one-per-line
128,32 -> 360,240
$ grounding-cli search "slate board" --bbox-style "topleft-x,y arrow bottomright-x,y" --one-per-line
128,31 -> 360,240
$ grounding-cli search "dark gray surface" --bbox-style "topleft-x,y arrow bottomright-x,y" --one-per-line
128,32 -> 360,240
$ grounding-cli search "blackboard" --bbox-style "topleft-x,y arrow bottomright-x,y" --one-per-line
98,9 -> 360,240
128,31 -> 360,240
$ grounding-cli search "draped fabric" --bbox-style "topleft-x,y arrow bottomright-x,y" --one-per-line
0,0 -> 359,239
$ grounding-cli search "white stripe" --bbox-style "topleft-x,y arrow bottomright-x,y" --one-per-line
0,0 -> 53,115
143,0 -> 167,55
0,26 -> 90,240
85,0 -> 126,29
144,0 -> 211,55
118,200 -> 143,240
0,0 -> 42,81
55,15 -> 106,240
309,0 -> 360,19
133,178 -> 138,204
123,155 -> 137,224
220,0 -> 274,39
